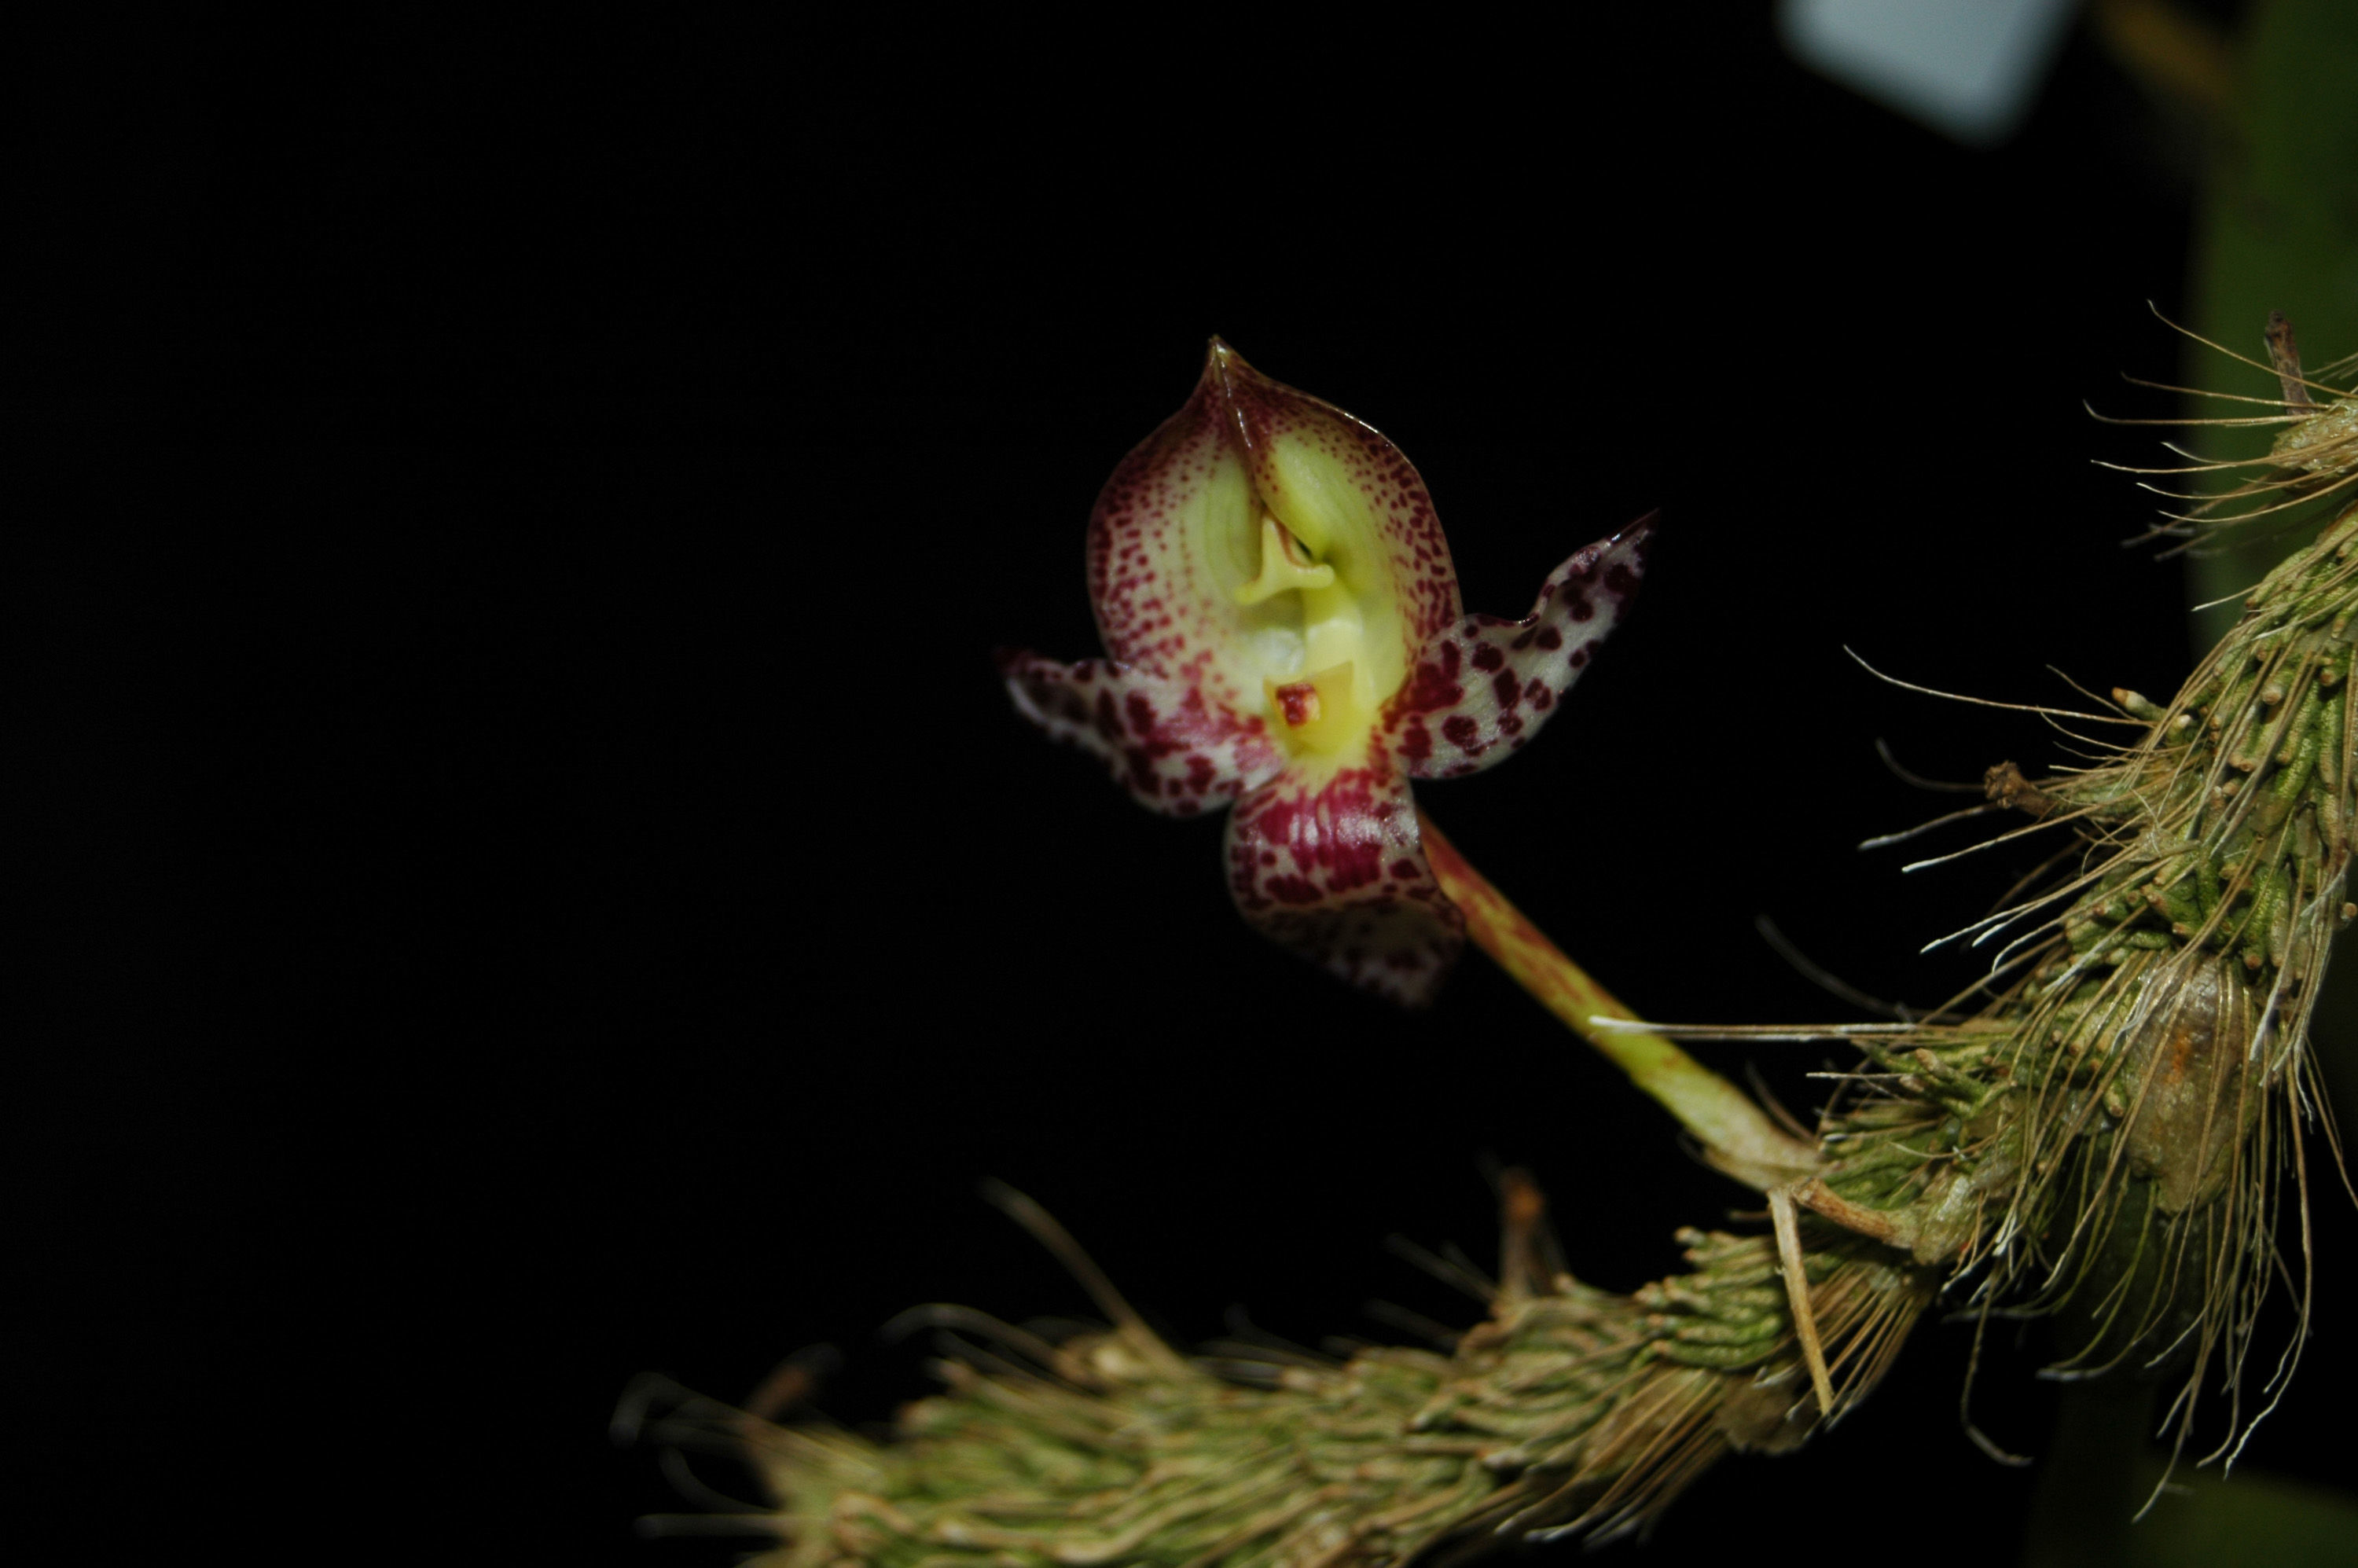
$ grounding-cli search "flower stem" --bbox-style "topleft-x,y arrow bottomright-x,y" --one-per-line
1420,813 -> 1817,1187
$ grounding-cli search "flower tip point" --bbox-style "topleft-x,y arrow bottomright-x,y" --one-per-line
1199,336 -> 1241,387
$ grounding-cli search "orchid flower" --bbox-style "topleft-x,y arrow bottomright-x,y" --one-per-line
1001,342 -> 1651,1005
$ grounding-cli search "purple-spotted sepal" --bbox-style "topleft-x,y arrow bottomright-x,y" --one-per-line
1383,516 -> 1653,779
999,651 -> 1284,817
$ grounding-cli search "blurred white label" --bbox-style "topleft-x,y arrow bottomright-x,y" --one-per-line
1780,0 -> 2082,145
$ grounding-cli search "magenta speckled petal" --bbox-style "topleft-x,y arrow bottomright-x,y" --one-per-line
1204,345 -> 1464,674
1001,650 -> 1286,817
1085,361 -> 1266,713
1085,342 -> 1462,728
1383,516 -> 1654,780
1224,760 -> 1464,1006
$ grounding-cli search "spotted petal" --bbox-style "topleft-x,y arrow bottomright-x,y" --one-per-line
1383,516 -> 1653,779
1206,345 -> 1465,690
1001,651 -> 1285,816
1225,760 -> 1463,1006
1086,343 -> 1462,743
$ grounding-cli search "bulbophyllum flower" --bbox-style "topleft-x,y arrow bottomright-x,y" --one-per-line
1001,342 -> 1651,1004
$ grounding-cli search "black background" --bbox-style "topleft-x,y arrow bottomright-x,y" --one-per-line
22,9 -> 2353,1566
